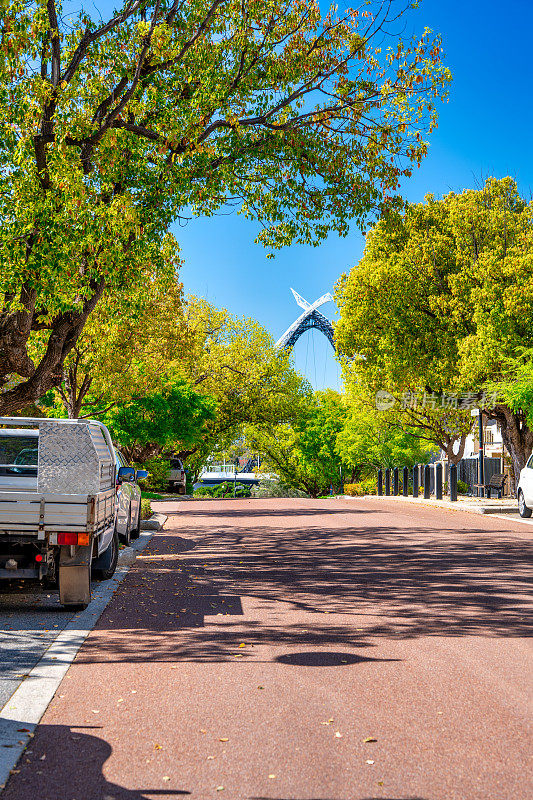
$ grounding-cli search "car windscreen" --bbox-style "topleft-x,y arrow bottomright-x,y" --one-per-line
170,458 -> 182,470
0,435 -> 38,477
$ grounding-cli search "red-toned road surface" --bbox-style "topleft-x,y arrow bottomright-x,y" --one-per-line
3,497 -> 532,800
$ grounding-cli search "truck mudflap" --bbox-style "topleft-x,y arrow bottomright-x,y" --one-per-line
58,544 -> 92,607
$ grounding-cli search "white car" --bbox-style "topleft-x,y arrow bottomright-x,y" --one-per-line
114,449 -> 147,545
517,455 -> 533,517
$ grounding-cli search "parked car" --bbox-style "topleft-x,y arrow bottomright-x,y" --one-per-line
517,455 -> 533,517
168,456 -> 187,494
114,449 -> 147,544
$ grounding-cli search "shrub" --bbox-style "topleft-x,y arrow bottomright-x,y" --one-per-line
140,498 -> 152,520
137,456 -> 171,492
344,483 -> 365,497
457,479 -> 469,495
194,481 -> 252,499
251,478 -> 308,498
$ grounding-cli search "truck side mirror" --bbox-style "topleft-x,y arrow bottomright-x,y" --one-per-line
136,469 -> 149,481
117,466 -> 135,484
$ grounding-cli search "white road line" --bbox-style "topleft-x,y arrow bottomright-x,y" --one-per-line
0,526 -> 161,790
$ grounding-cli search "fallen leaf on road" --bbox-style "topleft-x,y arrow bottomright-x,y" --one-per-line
40,755 -> 46,761
207,756 -> 215,760
257,686 -> 264,690
162,776 -> 170,782
238,643 -> 246,648
377,781 -> 384,786
216,786 -> 224,792
335,732 -> 343,738
219,738 -> 229,742
268,774 -> 276,779
363,737 -> 377,743
16,729 -> 30,733
154,744 -> 163,750
366,760 -> 374,765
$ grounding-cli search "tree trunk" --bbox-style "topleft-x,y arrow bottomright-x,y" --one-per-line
486,404 -> 533,486
0,280 -> 105,416
444,432 -> 467,466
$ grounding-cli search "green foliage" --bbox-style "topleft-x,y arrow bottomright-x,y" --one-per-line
178,297 -> 312,474
247,390 -> 348,498
251,478 -> 308,499
141,490 -> 164,501
336,397 -> 436,474
336,177 -> 533,471
457,479 -> 469,495
0,0 -> 449,414
344,483 -> 365,497
137,457 -> 172,492
140,499 -> 153,520
103,378 -> 215,462
194,481 -> 251,499
344,477 -> 376,496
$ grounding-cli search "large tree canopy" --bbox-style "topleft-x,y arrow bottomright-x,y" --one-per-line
0,0 -> 449,413
335,177 -> 533,477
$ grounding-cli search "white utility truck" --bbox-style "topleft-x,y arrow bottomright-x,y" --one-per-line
0,417 -> 119,609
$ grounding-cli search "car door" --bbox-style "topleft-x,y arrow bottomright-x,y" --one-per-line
521,454 -> 533,505
114,449 -> 132,536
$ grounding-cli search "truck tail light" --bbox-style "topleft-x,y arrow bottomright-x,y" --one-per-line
57,532 -> 90,546
35,554 -> 43,562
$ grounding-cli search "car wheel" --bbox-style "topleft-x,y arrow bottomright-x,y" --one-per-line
92,529 -> 119,580
178,485 -> 186,495
118,510 -> 131,546
518,490 -> 532,518
130,503 -> 142,540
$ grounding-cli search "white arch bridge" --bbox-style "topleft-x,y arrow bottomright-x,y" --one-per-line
275,288 -> 335,351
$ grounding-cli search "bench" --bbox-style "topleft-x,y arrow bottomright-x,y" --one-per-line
474,473 -> 507,499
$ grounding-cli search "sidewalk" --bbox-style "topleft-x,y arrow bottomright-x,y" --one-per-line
346,492 -> 523,517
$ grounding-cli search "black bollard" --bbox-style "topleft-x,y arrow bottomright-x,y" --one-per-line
423,464 -> 430,499
436,462 -> 443,500
403,466 -> 409,497
377,469 -> 383,496
450,463 -> 458,501
393,467 -> 399,496
385,468 -> 391,496
413,464 -> 419,497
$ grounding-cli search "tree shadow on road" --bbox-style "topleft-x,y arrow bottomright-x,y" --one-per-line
74,501 -> 532,665
1,723 -> 189,800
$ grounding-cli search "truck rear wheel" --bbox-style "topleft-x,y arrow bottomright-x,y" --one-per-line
92,529 -> 119,580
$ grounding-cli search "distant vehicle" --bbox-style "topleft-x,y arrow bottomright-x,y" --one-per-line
517,455 -> 533,517
0,417 -> 147,609
168,457 -> 187,494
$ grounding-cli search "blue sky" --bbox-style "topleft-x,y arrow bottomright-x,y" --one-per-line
173,0 -> 533,390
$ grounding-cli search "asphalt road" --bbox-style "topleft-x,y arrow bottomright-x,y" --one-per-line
1,497 -> 532,800
0,545 -> 136,710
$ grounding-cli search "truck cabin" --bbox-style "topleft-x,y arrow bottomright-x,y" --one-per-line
0,429 -> 38,491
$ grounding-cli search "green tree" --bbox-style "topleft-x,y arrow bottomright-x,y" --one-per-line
41,272 -> 187,418
102,377 -> 215,462
248,390 -> 348,497
336,177 -> 533,478
175,297 -> 312,472
336,393 -> 436,475
0,0 -> 449,413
